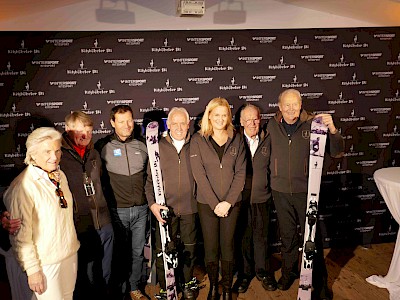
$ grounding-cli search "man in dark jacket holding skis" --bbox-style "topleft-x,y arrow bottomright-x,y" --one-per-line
267,89 -> 344,300
234,104 -> 277,293
145,107 -> 198,300
61,111 -> 114,299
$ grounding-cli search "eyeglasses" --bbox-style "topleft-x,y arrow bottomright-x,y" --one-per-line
55,186 -> 68,208
244,118 -> 261,125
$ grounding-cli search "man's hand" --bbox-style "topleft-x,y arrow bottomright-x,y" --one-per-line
28,270 -> 46,295
214,201 -> 232,218
315,114 -> 338,134
150,203 -> 168,224
1,211 -> 21,235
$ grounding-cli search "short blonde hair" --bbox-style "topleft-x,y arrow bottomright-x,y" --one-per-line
24,127 -> 62,165
65,111 -> 93,128
199,97 -> 233,137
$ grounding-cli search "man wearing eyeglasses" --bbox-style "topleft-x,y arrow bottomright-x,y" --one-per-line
61,111 -> 114,299
234,104 -> 277,293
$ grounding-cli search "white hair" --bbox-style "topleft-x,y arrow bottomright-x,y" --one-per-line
24,127 -> 62,165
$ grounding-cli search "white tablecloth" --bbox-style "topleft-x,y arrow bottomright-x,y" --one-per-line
366,167 -> 400,300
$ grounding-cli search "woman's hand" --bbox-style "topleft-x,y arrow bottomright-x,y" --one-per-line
214,201 -> 232,217
28,270 -> 46,295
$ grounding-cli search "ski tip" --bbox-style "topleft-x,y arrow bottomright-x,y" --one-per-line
147,121 -> 159,129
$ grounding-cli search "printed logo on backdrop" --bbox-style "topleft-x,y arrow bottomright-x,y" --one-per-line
0,124 -> 9,132
32,59 -> 59,68
360,52 -> 382,60
252,74 -> 276,83
341,72 -> 367,86
326,162 -> 351,175
205,57 -> 233,71
314,34 -> 338,42
387,53 -> 400,66
81,39 -> 112,53
370,106 -> 391,114
383,125 -> 400,137
186,37 -> 212,45
238,56 -> 262,64
118,38 -> 145,46
104,59 -> 131,67
328,92 -> 354,105
314,72 -> 336,81
120,78 -> 147,87
54,121 -> 66,130
152,38 -> 181,53
79,101 -> 102,115
252,36 -> 277,44
219,77 -> 247,91
385,90 -> 400,102
174,97 -> 200,105
238,95 -> 263,102
4,144 -> 24,158
187,77 -> 213,85
45,38 -> 73,47
93,121 -> 112,135
106,99 -> 133,105
139,99 -> 169,113
269,56 -> 295,70
154,78 -> 183,93
340,109 -> 365,122
17,123 -> 35,138
49,80 -> 77,89
67,60 -> 99,75
373,33 -> 396,41
35,100 -> 64,109
356,159 -> 377,168
0,62 -> 26,76
301,92 -> 323,100
12,82 -> 45,97
379,217 -> 398,237
0,103 -> 31,118
173,57 -> 199,65
218,37 -> 246,51
372,70 -> 393,78
138,59 -> 167,73
357,125 -> 378,133
329,54 -> 356,68
344,144 -> 364,157
84,81 -> 115,95
282,75 -> 309,88
301,54 -> 324,62
369,142 -> 389,149
8,40 -> 40,54
359,89 -> 380,97
343,35 -> 369,48
260,113 -> 275,120
282,36 -> 309,50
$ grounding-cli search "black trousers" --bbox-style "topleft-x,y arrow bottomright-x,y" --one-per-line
197,202 -> 241,263
272,190 -> 328,286
235,191 -> 273,278
155,213 -> 198,289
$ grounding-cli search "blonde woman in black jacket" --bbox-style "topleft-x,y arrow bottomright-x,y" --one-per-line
190,97 -> 246,300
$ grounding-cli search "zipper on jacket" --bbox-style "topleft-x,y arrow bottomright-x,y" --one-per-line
220,163 -> 223,198
178,155 -> 181,216
288,136 -> 292,195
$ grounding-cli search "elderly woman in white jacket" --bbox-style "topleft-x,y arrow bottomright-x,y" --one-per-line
4,127 -> 80,300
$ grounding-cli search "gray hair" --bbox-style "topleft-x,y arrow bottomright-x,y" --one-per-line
167,107 -> 190,125
240,103 -> 261,119
278,88 -> 302,104
24,127 -> 62,165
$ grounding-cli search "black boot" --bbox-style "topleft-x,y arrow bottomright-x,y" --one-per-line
207,262 -> 220,300
221,261 -> 233,300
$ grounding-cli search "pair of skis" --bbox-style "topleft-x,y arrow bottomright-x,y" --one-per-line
146,122 -> 178,300
297,117 -> 328,300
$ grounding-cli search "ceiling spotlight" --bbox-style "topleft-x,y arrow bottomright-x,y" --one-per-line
179,0 -> 205,16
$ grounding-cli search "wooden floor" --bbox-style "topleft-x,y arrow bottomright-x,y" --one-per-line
0,243 -> 394,300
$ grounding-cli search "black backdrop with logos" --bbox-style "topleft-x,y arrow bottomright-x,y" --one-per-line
0,27 -> 399,249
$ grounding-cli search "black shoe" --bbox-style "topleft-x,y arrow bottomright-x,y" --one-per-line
262,274 -> 277,291
255,270 -> 269,281
237,278 -> 250,293
277,273 -> 296,291
312,285 -> 332,300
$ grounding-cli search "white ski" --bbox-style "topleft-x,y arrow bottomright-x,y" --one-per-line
297,117 -> 328,300
146,121 -> 178,300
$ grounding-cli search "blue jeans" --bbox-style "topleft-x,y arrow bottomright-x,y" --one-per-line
117,205 -> 148,291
